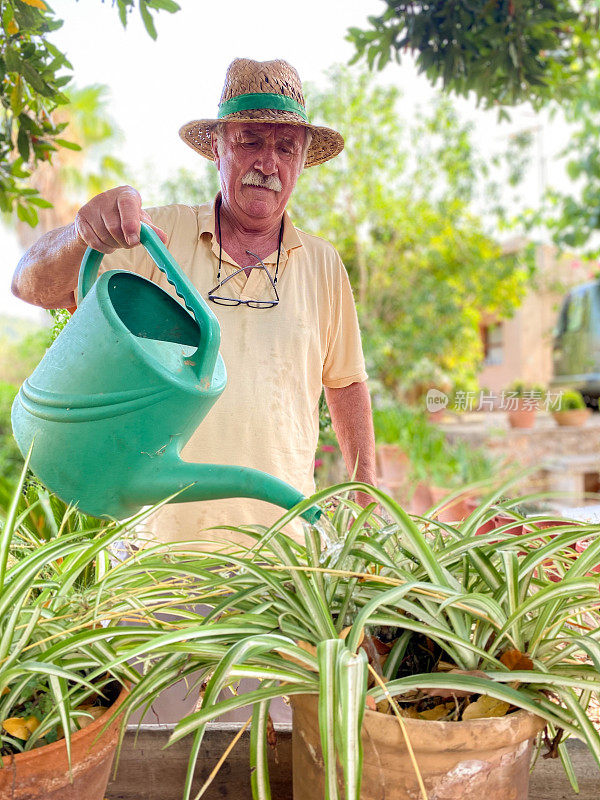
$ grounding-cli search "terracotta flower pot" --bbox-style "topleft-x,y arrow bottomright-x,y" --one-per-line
292,694 -> 546,800
552,408 -> 591,427
0,684 -> 128,800
427,485 -> 472,523
507,402 -> 536,429
376,445 -> 410,500
464,496 -> 524,537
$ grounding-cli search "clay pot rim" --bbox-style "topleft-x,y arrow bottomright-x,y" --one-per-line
362,706 -> 546,751
0,683 -> 129,768
552,408 -> 591,425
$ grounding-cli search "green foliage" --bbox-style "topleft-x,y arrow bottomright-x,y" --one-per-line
347,1 -> 600,110
291,67 -> 529,401
535,61 -> 600,255
372,405 -> 494,487
150,163 -> 221,207
557,389 -> 586,410
0,0 -> 179,221
507,379 -> 547,399
0,382 -> 21,483
0,459 -> 185,759
112,479 -> 600,798
0,325 -> 48,385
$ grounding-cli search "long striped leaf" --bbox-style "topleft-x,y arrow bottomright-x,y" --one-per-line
337,647 -> 367,800
317,639 -> 343,800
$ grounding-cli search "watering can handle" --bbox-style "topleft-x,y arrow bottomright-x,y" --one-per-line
77,222 -> 220,381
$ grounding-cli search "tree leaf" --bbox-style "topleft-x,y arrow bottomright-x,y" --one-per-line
20,0 -> 48,8
17,126 -> 30,162
54,138 -> 81,151
139,1 -> 157,40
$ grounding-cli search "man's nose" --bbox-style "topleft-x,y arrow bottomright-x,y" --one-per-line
254,145 -> 278,175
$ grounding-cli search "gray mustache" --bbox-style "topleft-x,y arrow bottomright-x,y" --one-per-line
241,170 -> 282,192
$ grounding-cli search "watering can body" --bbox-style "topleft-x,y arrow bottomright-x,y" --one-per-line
12,225 -> 319,523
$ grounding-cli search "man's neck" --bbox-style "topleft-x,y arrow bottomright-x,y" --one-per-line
218,198 -> 283,268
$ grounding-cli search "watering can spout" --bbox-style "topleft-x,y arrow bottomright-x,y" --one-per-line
132,460 -> 320,524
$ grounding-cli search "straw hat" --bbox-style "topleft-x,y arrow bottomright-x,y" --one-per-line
179,58 -> 344,168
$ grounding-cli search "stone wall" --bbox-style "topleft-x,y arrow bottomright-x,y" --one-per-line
440,413 -> 600,503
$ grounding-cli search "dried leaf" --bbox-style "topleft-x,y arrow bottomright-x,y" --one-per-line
462,695 -> 511,720
542,727 -> 563,759
75,705 -> 105,729
297,640 -> 317,658
419,702 -> 454,720
365,695 -> 377,711
500,649 -> 534,671
24,716 -> 40,734
339,627 -> 364,647
2,717 -> 30,740
399,705 -> 419,719
420,669 -> 488,698
266,714 -> 277,749
278,642 -> 317,671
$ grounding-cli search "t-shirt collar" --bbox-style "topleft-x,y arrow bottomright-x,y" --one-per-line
198,193 -> 302,258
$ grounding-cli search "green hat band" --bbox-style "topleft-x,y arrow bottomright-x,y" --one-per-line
218,92 -> 308,122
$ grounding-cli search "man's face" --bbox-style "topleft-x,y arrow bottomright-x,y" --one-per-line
212,122 -> 306,228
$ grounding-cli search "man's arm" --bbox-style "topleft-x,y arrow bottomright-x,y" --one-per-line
324,381 -> 377,507
11,186 -> 166,310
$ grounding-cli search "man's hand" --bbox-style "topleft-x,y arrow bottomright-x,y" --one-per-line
74,186 -> 167,253
12,185 -> 168,310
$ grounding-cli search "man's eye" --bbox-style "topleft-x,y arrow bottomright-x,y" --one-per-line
241,140 -> 259,148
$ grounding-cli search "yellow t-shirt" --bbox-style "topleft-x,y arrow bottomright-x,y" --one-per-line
101,197 -> 367,549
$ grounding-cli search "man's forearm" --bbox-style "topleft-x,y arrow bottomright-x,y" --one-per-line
12,186 -> 167,311
12,223 -> 84,310
324,381 -> 377,505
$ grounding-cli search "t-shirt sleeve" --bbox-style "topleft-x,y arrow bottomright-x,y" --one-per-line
322,253 -> 368,389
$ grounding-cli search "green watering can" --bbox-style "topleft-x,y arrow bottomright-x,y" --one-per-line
11,223 -> 320,523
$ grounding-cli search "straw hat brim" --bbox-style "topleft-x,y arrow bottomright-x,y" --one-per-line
179,109 -> 344,168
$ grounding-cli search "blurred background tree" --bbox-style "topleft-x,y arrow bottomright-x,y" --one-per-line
348,0 -> 600,110
0,0 -> 179,222
288,66 -> 530,403
14,83 -> 129,248
348,2 -> 600,258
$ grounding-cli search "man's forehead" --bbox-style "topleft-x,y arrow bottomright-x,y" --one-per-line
226,122 -> 305,141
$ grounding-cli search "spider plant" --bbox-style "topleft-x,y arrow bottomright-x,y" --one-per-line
0,456 -> 195,768
109,477 -> 600,800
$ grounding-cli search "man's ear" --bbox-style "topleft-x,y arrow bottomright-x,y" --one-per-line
210,131 -> 220,170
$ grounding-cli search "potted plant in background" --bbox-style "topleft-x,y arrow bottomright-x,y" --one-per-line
552,389 -> 591,427
400,358 -> 452,423
372,406 -> 411,497
112,479 -> 600,800
505,381 -> 546,429
0,461 -> 179,800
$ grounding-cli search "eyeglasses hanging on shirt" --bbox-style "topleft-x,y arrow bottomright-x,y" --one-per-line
208,199 -> 283,309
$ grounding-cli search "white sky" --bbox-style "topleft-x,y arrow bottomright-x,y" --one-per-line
1,0 -> 568,321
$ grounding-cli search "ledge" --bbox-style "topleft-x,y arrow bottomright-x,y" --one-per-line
106,724 -> 597,799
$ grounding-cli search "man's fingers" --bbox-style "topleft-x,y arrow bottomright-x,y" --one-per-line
74,216 -> 116,254
116,188 -> 143,246
87,215 -> 122,251
140,210 -> 168,244
150,224 -> 168,244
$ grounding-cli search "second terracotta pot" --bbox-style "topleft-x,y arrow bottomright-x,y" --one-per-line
292,693 -> 545,800
0,684 -> 128,800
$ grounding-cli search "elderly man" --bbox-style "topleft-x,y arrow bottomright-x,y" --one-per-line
12,58 -> 376,549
